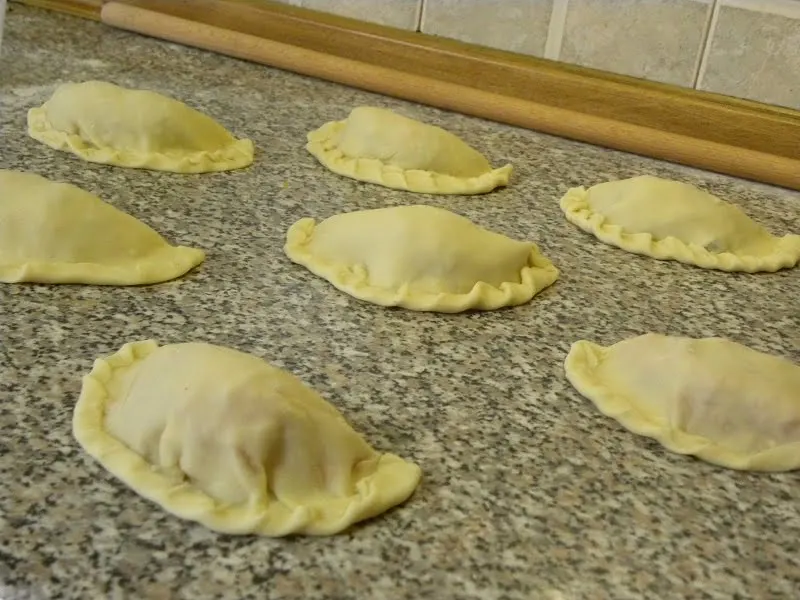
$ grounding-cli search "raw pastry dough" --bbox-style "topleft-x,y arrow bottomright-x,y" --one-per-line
560,175 -> 800,272
0,170 -> 205,285
306,106 -> 512,195
73,340 -> 422,536
564,334 -> 800,471
284,204 -> 559,312
28,81 -> 254,173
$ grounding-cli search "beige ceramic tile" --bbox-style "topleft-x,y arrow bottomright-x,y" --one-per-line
420,0 -> 555,57
559,0 -> 713,87
698,0 -> 800,110
275,0 -> 421,30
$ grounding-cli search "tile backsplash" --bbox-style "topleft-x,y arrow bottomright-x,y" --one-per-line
421,0 -> 554,57
274,0 -> 800,110
557,0 -> 713,88
696,0 -> 800,109
279,0 -> 421,30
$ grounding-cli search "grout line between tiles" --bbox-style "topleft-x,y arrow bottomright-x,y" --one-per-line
414,0 -> 423,32
544,0 -> 569,61
693,0 -> 721,89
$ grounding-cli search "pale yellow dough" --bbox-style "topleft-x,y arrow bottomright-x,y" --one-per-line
73,340 -> 422,536
284,204 -> 559,312
27,81 -> 254,173
560,175 -> 800,272
306,106 -> 512,195
565,334 -> 800,471
0,170 -> 205,285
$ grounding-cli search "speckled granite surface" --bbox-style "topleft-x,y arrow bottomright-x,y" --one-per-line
1,4 -> 799,599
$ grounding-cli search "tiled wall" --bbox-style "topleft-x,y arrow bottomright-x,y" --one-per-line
276,0 -> 800,110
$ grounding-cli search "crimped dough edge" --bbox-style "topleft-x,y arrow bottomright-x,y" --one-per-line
284,217 -> 560,313
306,121 -> 513,195
27,107 -> 255,174
0,245 -> 205,285
564,340 -> 800,472
559,186 -> 800,273
72,340 -> 422,536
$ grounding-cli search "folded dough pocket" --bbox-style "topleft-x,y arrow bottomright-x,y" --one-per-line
306,106 -> 512,195
0,170 -> 204,285
560,175 -> 800,272
564,333 -> 800,471
73,340 -> 422,536
284,204 -> 559,312
27,81 -> 254,173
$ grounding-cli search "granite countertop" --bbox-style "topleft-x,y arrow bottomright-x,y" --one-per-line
1,4 -> 799,600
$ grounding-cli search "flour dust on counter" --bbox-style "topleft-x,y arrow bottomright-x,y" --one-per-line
0,169 -> 205,285
2,3 -> 800,600
284,204 -> 559,313
560,175 -> 800,272
306,106 -> 513,195
28,80 -> 255,173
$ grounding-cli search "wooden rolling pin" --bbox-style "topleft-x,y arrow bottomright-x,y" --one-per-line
100,1 -> 800,191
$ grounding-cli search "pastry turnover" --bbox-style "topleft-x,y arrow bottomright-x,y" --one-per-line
284,204 -> 559,312
306,106 -> 512,195
27,81 -> 254,173
565,334 -> 800,471
0,170 -> 205,285
560,175 -> 800,272
73,340 -> 422,536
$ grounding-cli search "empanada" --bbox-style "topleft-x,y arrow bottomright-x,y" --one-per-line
565,334 -> 800,471
28,81 -> 254,173
560,175 -> 800,272
306,106 -> 512,195
284,204 -> 559,312
73,340 -> 421,536
0,170 -> 204,285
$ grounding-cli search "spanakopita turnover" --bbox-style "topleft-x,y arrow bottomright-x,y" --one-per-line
565,334 -> 800,471
306,106 -> 512,195
0,170 -> 204,285
284,205 -> 559,312
73,340 -> 422,536
28,81 -> 254,173
560,175 -> 800,272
